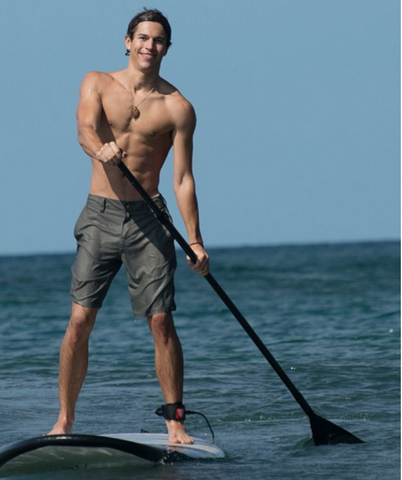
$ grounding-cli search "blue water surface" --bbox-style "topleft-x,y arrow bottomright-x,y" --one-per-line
0,241 -> 400,479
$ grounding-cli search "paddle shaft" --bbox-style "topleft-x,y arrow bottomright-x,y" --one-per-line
117,161 -> 315,418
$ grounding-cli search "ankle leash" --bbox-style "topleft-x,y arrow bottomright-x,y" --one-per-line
155,402 -> 215,442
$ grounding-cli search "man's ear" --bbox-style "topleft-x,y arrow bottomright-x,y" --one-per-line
125,35 -> 132,52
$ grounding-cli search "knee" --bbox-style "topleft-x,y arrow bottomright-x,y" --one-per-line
148,312 -> 176,344
66,305 -> 98,343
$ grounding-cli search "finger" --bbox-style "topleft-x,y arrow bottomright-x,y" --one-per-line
109,142 -> 122,158
118,147 -> 128,158
187,256 -> 209,276
186,255 -> 196,269
199,261 -> 210,276
97,143 -> 115,162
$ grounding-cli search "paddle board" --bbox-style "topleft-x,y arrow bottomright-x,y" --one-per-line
0,433 -> 225,475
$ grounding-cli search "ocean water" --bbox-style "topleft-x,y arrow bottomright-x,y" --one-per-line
0,241 -> 400,479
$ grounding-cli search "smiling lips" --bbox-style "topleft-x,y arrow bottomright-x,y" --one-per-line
140,52 -> 155,60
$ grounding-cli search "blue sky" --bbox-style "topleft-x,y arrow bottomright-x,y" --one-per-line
0,0 -> 399,255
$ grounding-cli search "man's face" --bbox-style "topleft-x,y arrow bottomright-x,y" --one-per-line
125,21 -> 168,70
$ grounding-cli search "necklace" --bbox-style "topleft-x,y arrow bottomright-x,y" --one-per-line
125,73 -> 159,120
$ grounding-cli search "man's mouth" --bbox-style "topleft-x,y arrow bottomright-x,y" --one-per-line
140,52 -> 155,59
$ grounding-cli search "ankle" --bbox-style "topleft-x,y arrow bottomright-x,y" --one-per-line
56,415 -> 74,432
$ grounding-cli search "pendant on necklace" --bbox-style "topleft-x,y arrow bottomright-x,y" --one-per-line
132,106 -> 140,120
128,79 -> 159,120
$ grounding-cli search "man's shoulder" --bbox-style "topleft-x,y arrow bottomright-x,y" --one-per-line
81,70 -> 124,89
159,78 -> 194,117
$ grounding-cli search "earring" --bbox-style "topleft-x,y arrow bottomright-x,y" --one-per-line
125,49 -> 130,56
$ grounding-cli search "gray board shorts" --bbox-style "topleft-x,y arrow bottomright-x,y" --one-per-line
70,194 -> 177,318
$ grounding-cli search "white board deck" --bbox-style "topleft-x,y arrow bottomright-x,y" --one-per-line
0,433 -> 225,475
105,433 -> 225,459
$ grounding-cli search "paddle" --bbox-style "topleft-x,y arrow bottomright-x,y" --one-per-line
117,161 -> 364,446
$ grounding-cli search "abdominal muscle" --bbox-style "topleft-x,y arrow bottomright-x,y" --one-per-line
89,130 -> 172,202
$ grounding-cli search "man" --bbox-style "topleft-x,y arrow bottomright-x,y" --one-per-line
49,9 -> 209,445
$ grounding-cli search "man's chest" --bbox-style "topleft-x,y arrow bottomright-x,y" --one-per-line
100,91 -> 173,137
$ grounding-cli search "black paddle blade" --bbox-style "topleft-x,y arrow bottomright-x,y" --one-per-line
309,413 -> 364,445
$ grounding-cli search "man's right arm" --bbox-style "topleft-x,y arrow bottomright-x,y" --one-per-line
76,72 -> 123,165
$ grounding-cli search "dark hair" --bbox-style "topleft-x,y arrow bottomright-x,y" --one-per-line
125,8 -> 172,55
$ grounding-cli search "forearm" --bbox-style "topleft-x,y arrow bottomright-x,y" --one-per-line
175,176 -> 203,245
77,125 -> 104,159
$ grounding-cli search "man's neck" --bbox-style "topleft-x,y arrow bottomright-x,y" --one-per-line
125,64 -> 160,92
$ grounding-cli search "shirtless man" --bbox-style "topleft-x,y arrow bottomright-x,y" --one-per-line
49,9 -> 209,444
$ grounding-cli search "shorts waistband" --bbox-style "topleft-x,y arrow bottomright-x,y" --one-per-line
87,194 -> 163,211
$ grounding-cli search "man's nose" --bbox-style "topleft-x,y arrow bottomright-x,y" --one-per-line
145,39 -> 155,49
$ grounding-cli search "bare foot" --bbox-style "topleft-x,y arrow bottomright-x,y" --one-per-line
47,421 -> 73,436
166,420 -> 194,444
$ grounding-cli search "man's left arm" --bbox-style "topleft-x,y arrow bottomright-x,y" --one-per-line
172,100 -> 209,276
